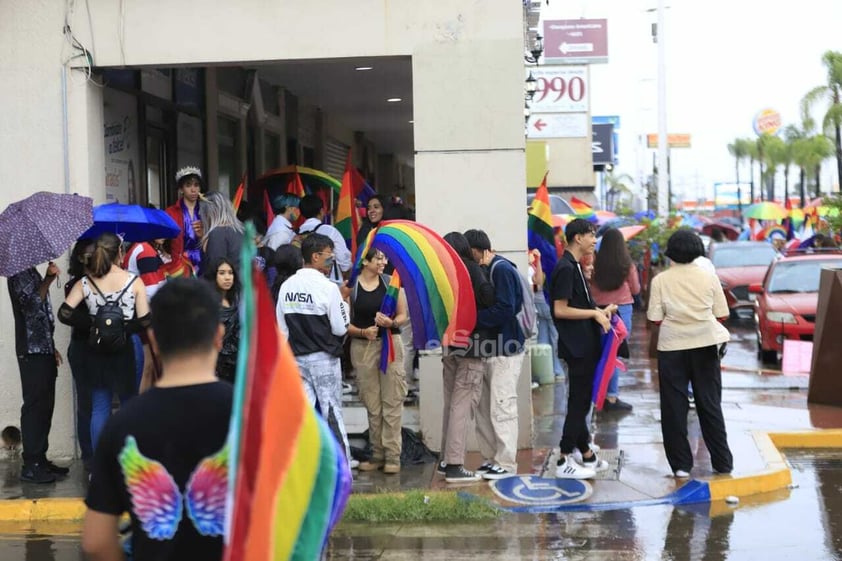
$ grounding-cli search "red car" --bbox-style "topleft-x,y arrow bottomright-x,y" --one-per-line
709,242 -> 778,316
750,251 -> 842,364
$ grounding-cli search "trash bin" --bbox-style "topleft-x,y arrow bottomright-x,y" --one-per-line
530,343 -> 554,385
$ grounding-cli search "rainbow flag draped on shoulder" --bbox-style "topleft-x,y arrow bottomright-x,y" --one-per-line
378,270 -> 402,373
527,173 -> 558,302
224,223 -> 351,561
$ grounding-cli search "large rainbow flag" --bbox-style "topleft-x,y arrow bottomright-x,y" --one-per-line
352,220 -> 476,350
224,223 -> 351,561
527,173 -> 557,302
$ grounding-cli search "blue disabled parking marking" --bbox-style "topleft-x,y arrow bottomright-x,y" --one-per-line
489,475 -> 592,506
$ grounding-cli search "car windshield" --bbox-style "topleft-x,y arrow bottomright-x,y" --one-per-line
526,193 -> 575,215
767,259 -> 842,294
711,246 -> 777,268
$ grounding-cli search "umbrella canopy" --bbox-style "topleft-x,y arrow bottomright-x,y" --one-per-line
80,203 -> 180,242
594,210 -> 617,225
618,225 -> 647,240
745,202 -> 787,221
256,166 -> 342,195
0,192 -> 93,277
701,222 -> 740,241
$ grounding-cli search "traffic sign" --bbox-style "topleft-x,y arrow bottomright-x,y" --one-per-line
527,113 -> 588,139
490,475 -> 592,506
543,19 -> 609,65
528,66 -> 589,113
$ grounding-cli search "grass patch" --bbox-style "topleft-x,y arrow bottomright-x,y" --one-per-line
342,490 -> 501,523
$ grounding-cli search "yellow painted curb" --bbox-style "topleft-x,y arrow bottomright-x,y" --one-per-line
707,428 -> 842,502
0,498 -> 85,523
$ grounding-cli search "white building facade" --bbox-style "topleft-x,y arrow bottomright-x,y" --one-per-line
1,0 -> 534,458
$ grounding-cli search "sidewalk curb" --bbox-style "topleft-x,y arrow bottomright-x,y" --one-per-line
0,498 -> 85,523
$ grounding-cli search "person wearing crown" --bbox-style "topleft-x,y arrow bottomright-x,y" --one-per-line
165,166 -> 205,274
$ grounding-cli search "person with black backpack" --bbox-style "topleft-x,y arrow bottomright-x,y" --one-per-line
59,232 -> 151,452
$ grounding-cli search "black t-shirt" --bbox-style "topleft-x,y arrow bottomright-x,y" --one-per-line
550,251 -> 601,362
86,382 -> 233,561
352,277 -> 400,334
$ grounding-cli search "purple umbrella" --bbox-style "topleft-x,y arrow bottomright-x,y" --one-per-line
0,192 -> 93,277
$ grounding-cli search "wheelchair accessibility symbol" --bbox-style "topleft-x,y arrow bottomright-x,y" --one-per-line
490,475 -> 592,506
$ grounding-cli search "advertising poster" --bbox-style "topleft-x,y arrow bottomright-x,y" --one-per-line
103,88 -> 139,203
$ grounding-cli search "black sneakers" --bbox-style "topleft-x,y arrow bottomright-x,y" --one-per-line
444,464 -> 482,483
20,463 -> 56,484
481,464 -> 511,480
44,460 -> 70,476
436,461 -> 447,475
603,398 -> 634,412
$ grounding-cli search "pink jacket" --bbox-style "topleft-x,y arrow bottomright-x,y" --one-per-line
589,264 -> 641,307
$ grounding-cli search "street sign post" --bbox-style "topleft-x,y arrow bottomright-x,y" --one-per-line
527,113 -> 588,139
543,19 -> 609,65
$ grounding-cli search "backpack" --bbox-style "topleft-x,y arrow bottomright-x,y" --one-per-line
489,258 -> 538,339
290,223 -> 324,248
87,276 -> 136,353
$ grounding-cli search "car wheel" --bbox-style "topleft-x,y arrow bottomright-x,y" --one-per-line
761,349 -> 778,365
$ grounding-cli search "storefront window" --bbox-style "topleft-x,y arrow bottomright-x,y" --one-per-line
146,134 -> 166,209
218,116 -> 239,195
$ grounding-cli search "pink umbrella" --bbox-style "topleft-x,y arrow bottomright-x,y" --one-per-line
618,225 -> 647,241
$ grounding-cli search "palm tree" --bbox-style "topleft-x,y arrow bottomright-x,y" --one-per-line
603,171 -> 635,212
802,50 -> 842,190
761,135 -> 786,202
779,127 -> 799,206
727,138 -> 749,218
746,139 -> 759,203
785,124 -> 809,206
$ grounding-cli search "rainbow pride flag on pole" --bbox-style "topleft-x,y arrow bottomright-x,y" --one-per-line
286,172 -> 307,198
336,152 -> 362,256
570,196 -> 596,220
224,223 -> 351,561
231,173 -> 246,213
527,172 -> 557,302
378,270 -> 401,373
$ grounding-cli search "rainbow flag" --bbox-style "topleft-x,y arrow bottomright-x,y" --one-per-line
379,271 -> 401,373
527,173 -> 557,303
570,196 -> 596,219
232,176 -> 245,214
336,152 -> 362,256
287,173 -> 306,198
350,220 -> 476,350
224,223 -> 351,561
263,190 -> 275,229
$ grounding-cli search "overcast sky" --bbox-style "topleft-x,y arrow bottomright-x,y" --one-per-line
541,0 -> 842,201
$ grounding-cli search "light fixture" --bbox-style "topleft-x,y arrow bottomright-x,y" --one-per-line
525,72 -> 537,100
355,66 -> 373,71
386,97 -> 402,103
408,120 -> 414,124
524,102 -> 531,123
524,33 -> 543,65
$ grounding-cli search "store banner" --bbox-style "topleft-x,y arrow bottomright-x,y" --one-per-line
103,88 -> 140,204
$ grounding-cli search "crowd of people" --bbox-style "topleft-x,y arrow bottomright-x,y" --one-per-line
7,171 -> 736,559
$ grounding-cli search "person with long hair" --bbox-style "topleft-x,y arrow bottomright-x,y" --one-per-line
65,239 -> 95,471
165,166 -> 204,273
59,233 -> 151,451
356,194 -> 385,249
349,248 -> 409,475
647,229 -> 733,478
589,228 -> 640,411
201,191 -> 245,275
203,258 -> 240,383
437,232 -> 495,483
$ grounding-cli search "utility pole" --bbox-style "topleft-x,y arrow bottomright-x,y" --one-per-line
656,0 -> 669,218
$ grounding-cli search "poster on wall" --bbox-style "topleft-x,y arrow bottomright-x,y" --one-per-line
103,89 -> 140,204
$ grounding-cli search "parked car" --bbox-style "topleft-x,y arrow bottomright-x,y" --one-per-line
709,241 -> 778,316
750,251 -> 842,364
526,192 -> 575,216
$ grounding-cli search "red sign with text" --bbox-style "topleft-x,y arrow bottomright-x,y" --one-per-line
543,19 -> 609,64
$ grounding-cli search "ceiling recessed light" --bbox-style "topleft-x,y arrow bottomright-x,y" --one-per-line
355,66 -> 373,71
387,97 -> 402,103
408,120 -> 414,124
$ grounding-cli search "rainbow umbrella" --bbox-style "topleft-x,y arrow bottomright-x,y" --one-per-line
618,225 -> 647,241
745,202 -> 787,221
257,165 -> 342,193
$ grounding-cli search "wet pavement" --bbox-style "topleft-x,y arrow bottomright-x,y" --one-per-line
4,314 -> 842,559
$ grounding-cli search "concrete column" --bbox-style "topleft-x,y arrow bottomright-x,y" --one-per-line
204,68 -> 220,191
412,39 -> 533,451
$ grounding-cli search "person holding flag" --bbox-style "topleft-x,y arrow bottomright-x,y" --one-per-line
348,248 -> 408,475
528,174 -> 564,379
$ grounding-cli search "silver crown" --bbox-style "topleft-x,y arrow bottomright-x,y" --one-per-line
175,166 -> 202,182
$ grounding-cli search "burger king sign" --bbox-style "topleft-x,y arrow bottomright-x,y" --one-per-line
753,109 -> 782,136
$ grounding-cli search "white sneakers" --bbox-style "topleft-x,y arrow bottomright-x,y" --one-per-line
555,457 -> 596,479
674,469 -> 690,478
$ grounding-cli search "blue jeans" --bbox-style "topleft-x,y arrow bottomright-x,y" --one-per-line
132,335 -> 144,392
607,304 -> 633,398
534,293 -> 565,377
91,389 -> 133,452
